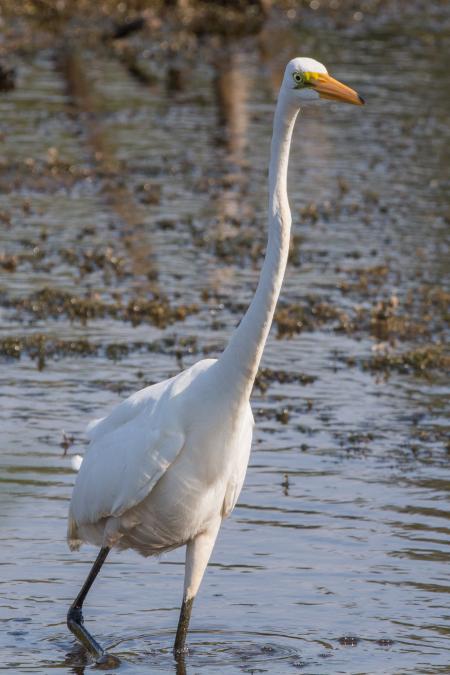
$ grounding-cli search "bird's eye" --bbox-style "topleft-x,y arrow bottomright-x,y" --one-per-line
293,72 -> 304,86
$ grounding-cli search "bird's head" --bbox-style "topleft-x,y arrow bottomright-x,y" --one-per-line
282,57 -> 364,106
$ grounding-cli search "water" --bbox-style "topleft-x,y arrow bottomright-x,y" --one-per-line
0,5 -> 449,674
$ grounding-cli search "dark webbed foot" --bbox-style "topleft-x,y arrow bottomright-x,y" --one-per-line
67,603 -> 105,661
67,605 -> 120,667
66,547 -> 115,665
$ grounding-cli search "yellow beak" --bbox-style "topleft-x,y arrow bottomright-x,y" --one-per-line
311,73 -> 364,105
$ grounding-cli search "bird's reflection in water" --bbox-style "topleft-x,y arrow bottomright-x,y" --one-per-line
175,653 -> 188,675
64,645 -> 190,674
205,42 -> 253,296
61,47 -> 159,292
64,642 -> 90,674
212,45 -> 249,224
214,48 -> 247,159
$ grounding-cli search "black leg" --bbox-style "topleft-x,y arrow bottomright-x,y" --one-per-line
67,546 -> 115,664
174,597 -> 194,656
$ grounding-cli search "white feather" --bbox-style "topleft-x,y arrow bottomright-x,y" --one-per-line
68,357 -> 255,553
70,454 -> 83,472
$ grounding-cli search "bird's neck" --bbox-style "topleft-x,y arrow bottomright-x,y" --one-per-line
216,92 -> 298,401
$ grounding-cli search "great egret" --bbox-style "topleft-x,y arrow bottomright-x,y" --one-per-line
66,57 -> 364,664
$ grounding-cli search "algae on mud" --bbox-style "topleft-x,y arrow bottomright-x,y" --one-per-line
0,1 -> 449,674
5,286 -> 198,327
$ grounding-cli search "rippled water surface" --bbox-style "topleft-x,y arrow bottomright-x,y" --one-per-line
0,5 -> 449,674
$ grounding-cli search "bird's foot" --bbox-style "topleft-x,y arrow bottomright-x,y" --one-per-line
67,605 -> 107,663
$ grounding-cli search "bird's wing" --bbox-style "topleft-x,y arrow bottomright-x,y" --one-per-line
71,359 -> 218,531
86,375 -> 177,443
86,359 -> 217,444
70,409 -> 184,525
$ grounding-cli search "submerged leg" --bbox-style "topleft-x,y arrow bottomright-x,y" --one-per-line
174,519 -> 221,656
67,546 -> 111,662
174,597 -> 193,655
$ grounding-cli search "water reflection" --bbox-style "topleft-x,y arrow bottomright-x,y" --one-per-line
0,4 -> 449,675
212,45 -> 249,226
60,46 -> 158,287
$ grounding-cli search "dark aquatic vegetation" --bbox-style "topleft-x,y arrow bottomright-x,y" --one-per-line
0,2 -> 448,674
0,61 -> 15,92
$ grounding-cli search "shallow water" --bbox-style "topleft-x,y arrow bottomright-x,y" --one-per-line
0,6 -> 449,674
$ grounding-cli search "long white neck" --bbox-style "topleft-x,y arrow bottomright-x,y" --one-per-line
216,91 -> 299,401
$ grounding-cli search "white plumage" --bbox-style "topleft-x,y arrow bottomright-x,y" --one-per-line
69,358 -> 253,559
66,57 -> 363,663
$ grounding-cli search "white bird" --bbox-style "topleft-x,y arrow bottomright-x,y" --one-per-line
66,57 -> 364,665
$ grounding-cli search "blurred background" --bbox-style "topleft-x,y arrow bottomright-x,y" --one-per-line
0,1 -> 449,673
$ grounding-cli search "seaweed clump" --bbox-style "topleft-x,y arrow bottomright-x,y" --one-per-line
0,334 -> 97,370
275,299 -> 351,337
0,247 -> 46,272
255,367 -> 316,393
366,344 -> 450,377
0,332 -> 203,370
59,246 -> 127,279
7,287 -> 198,328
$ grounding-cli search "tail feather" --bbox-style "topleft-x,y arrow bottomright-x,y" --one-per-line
67,511 -> 82,551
